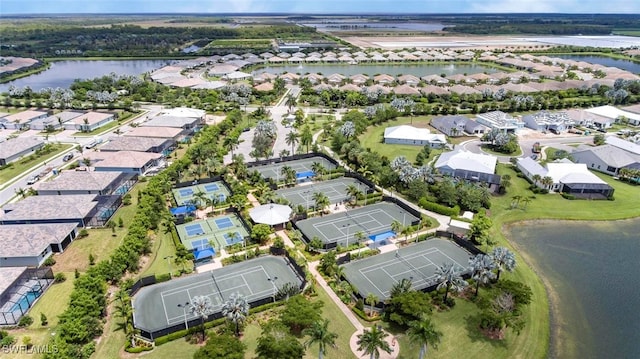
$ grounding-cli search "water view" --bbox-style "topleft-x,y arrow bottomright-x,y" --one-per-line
0,59 -> 173,92
302,22 -> 446,32
254,62 -> 498,77
553,55 -> 640,74
507,219 -> 640,359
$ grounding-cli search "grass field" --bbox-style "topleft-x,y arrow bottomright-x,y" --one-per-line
359,116 -> 446,163
0,144 -> 73,186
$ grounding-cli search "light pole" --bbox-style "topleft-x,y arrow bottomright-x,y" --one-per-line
344,223 -> 351,249
177,302 -> 190,330
164,255 -> 174,278
267,276 -> 278,303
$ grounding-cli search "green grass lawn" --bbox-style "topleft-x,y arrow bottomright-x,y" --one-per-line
0,144 -> 73,185
359,116 -> 443,163
480,144 -> 522,157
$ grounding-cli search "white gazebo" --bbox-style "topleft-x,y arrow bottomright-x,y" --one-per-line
249,204 -> 292,226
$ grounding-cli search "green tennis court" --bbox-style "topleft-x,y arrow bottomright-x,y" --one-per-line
133,256 -> 303,337
176,213 -> 249,251
295,202 -> 419,247
342,238 -> 473,301
275,177 -> 371,209
251,156 -> 336,181
172,181 -> 231,206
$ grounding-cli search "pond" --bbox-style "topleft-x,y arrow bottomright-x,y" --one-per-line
253,62 -> 499,77
0,59 -> 173,92
507,219 -> 640,359
552,55 -> 640,74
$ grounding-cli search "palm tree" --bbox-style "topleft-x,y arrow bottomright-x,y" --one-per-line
223,136 -> 241,158
542,176 -> 554,190
407,316 -> 443,359
190,295 -> 214,340
389,278 -> 413,298
510,195 -> 522,209
300,126 -> 313,153
345,184 -> 361,205
193,191 -> 208,209
531,174 -> 542,187
365,293 -> 379,317
357,325 -> 392,359
490,247 -> 516,281
303,319 -> 338,359
311,162 -> 326,181
469,254 -> 496,296
285,131 -> 299,155
221,293 -> 250,337
520,196 -> 533,210
390,220 -> 403,236
285,94 -> 297,111
312,192 -> 330,213
435,263 -> 468,302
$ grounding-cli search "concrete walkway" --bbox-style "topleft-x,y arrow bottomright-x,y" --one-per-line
308,261 -> 399,359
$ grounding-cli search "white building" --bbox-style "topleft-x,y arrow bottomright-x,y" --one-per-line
476,111 -> 524,133
383,125 -> 447,148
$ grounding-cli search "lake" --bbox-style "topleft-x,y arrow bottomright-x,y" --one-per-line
507,219 -> 640,359
254,63 -> 498,77
0,59 -> 172,92
553,55 -> 640,74
302,22 -> 446,32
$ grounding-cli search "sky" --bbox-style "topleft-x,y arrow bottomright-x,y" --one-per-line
1,0 -> 639,15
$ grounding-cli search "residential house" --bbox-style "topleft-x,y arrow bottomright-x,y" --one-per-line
431,115 -> 488,136
28,111 -> 83,131
476,111 -> 524,133
100,136 -> 175,155
572,144 -> 640,176
516,157 -> 614,198
65,111 -> 115,132
522,111 -> 575,133
0,194 -> 121,227
2,110 -> 47,130
0,137 -> 45,166
37,171 -> 136,196
91,151 -> 164,175
383,125 -> 447,148
434,148 -> 501,190
124,126 -> 184,142
0,223 -> 78,267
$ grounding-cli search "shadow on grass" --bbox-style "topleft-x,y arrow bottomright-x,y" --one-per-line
464,315 -> 508,349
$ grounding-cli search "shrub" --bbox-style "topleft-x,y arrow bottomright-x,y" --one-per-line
418,198 -> 460,216
0,331 -> 15,347
155,273 -> 171,283
18,315 -> 33,327
43,256 -> 56,266
561,193 -> 577,200
54,273 -> 67,283
40,313 -> 48,326
355,298 -> 364,311
88,253 -> 95,265
22,336 -> 32,348
78,229 -> 89,238
75,268 -> 80,279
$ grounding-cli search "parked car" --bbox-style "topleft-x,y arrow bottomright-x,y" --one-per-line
26,175 -> 40,185
63,153 -> 74,162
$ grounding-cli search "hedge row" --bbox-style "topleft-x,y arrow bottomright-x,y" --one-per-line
418,198 -> 461,216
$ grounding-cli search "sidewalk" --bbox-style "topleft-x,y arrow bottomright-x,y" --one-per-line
308,260 -> 398,359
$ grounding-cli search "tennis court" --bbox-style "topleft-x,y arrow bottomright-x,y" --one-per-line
342,238 -> 473,301
133,256 -> 304,336
175,213 -> 250,250
251,156 -> 336,181
172,181 -> 231,206
275,177 -> 371,209
295,202 -> 419,247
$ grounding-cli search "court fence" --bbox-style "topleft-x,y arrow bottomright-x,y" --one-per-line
435,230 -> 485,255
246,152 -> 340,170
133,251 -> 307,341
173,175 -> 225,189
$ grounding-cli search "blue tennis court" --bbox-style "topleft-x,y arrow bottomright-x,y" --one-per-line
191,238 -> 211,250
369,230 -> 396,242
224,232 -> 244,245
179,188 -> 193,196
204,183 -> 220,192
215,218 -> 234,229
296,170 -> 315,179
185,223 -> 204,236
217,193 -> 227,202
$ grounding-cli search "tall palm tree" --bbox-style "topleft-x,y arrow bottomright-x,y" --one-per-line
285,94 -> 297,111
303,319 -> 338,359
300,125 -> 313,153
221,293 -> 250,337
510,195 -> 522,209
312,192 -> 330,213
490,247 -> 517,281
311,162 -> 326,181
345,184 -> 361,205
389,278 -> 413,298
223,136 -> 241,158
542,176 -> 554,190
531,174 -> 542,187
390,220 -> 403,236
469,254 -> 496,296
357,325 -> 392,359
193,191 -> 208,209
366,293 -> 379,317
435,263 -> 468,302
190,295 -> 214,339
407,316 -> 443,359
285,131 -> 299,155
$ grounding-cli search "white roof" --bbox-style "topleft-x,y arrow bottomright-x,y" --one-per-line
435,148 -> 497,175
546,162 -> 608,185
160,107 -> 205,119
605,136 -> 640,155
586,105 -> 640,122
384,125 -> 446,143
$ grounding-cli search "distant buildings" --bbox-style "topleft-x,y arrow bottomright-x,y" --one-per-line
431,115 -> 488,136
0,137 -> 45,166
475,111 -> 525,133
572,137 -> 640,176
522,111 -> 576,133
